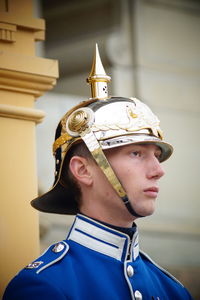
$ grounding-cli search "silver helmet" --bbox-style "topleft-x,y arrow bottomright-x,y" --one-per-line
31,44 -> 173,216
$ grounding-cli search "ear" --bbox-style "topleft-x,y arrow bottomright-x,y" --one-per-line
69,156 -> 93,186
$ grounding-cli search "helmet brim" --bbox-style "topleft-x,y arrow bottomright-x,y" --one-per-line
99,134 -> 173,162
31,181 -> 78,215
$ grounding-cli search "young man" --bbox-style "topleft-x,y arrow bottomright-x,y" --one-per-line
3,45 -> 193,300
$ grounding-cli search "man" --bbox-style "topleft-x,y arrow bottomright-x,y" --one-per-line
3,45 -> 193,300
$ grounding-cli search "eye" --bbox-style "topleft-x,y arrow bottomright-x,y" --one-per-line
155,151 -> 162,161
132,151 -> 141,157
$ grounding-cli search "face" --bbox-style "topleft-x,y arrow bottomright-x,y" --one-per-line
104,143 -> 165,219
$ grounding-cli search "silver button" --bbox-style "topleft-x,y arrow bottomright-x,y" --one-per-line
134,290 -> 142,300
52,242 -> 65,253
127,265 -> 134,277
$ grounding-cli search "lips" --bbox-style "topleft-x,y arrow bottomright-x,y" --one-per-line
143,187 -> 159,197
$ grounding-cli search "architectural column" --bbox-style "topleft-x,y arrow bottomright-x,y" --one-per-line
0,0 -> 58,295
106,0 -> 137,98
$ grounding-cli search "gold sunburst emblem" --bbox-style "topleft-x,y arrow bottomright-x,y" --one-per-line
68,110 -> 89,133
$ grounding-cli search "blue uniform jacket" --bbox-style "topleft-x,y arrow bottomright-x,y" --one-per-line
3,214 -> 193,300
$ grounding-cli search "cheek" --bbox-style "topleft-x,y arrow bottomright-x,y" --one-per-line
119,162 -> 139,177
107,157 -> 142,189
94,167 -> 115,192
118,166 -> 143,192
116,167 -> 134,188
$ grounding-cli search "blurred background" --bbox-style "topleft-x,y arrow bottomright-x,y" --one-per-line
34,0 -> 200,298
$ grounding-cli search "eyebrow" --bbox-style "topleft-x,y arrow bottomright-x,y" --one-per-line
127,144 -> 162,153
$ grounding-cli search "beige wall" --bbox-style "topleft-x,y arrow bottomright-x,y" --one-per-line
0,0 -> 58,295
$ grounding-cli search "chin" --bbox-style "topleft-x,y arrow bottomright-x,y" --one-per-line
145,209 -> 155,217
137,204 -> 156,217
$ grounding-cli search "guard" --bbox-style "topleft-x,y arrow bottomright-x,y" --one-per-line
3,45 -> 193,300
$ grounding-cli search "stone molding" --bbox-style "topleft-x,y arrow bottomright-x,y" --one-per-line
0,22 -> 16,43
0,49 -> 58,77
0,103 -> 45,123
0,50 -> 58,97
0,69 -> 57,97
0,12 -> 45,41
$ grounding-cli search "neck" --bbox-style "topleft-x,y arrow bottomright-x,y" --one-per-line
79,189 -> 138,227
80,204 -> 137,228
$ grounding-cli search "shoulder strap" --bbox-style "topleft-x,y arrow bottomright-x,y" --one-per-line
26,241 -> 69,274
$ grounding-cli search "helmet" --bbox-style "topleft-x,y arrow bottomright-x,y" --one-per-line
31,44 -> 173,216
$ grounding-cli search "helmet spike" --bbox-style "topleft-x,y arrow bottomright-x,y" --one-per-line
87,43 -> 111,100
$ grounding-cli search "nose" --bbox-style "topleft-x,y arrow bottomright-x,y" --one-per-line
147,157 -> 165,180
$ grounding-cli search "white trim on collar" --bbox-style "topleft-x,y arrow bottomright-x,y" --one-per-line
68,215 -> 139,262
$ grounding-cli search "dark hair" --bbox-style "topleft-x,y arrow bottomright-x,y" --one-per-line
59,142 -> 93,205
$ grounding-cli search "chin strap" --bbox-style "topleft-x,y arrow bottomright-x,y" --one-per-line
81,129 -> 144,218
122,196 -> 143,218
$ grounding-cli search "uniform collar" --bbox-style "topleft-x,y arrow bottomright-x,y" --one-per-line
96,219 -> 137,239
67,214 -> 139,262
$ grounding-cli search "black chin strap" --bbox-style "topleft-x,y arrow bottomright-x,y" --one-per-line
122,196 -> 144,218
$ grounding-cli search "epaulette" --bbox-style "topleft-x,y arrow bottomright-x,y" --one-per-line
25,241 -> 69,274
140,250 -> 184,287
